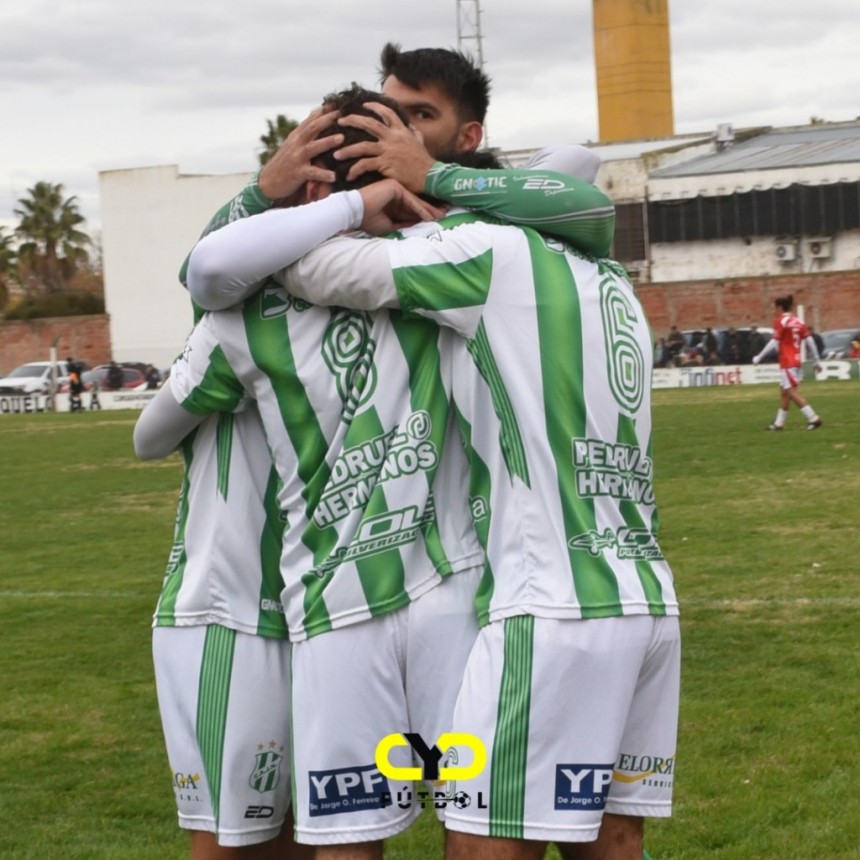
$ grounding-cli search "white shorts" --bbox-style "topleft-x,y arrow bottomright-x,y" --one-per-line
444,614 -> 681,843
290,568 -> 481,845
152,625 -> 292,847
779,367 -> 801,389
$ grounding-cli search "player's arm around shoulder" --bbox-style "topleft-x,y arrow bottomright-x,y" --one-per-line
133,382 -> 203,460
178,107 -> 343,286
133,316 -> 245,459
424,148 -> 615,258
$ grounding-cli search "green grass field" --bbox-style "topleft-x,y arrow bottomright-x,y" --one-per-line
1,382 -> 858,859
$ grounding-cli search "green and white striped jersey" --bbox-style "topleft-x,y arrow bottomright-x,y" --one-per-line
169,293 -> 481,642
153,174 -> 291,639
153,403 -> 288,638
163,151 -> 615,641
282,222 -> 679,626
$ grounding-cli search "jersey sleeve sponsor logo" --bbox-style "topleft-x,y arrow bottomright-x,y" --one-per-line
521,177 -> 568,192
452,176 -> 508,192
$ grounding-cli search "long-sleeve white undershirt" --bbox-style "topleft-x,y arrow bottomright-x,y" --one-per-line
186,189 -> 364,310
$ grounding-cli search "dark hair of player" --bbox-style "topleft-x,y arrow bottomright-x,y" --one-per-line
314,84 -> 412,191
378,42 -> 491,125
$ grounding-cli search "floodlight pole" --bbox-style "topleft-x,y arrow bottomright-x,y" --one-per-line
456,0 -> 489,148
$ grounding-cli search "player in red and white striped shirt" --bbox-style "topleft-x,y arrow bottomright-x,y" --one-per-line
752,294 -> 822,430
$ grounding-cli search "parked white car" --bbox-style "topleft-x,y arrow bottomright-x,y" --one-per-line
0,361 -> 74,395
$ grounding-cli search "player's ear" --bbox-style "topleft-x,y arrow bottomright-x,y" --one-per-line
304,180 -> 331,203
457,121 -> 483,153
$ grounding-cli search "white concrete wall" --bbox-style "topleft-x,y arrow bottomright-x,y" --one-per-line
650,230 -> 860,282
99,152 -> 860,368
99,165 -> 252,370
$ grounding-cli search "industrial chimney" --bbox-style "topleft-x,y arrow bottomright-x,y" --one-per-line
592,0 -> 675,142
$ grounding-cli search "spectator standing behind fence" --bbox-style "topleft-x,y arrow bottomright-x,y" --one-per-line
67,356 -> 84,412
701,327 -> 720,365
107,361 -> 124,391
89,382 -> 101,410
747,325 -> 767,364
722,328 -> 741,364
809,326 -> 824,357
666,325 -> 684,364
144,364 -> 160,390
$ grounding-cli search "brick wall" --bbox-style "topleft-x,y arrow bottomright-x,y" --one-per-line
0,315 -> 112,375
2,270 -> 858,373
639,270 -> 860,337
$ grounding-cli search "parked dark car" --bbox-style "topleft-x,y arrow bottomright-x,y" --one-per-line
59,364 -> 147,393
820,328 -> 860,359
680,327 -> 775,364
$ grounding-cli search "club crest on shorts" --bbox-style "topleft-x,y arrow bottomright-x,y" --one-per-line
249,749 -> 283,793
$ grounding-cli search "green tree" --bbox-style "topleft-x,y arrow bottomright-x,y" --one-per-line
258,114 -> 298,166
0,227 -> 17,308
14,181 -> 91,293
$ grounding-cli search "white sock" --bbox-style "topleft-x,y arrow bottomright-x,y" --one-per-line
774,409 -> 787,427
801,404 -> 818,421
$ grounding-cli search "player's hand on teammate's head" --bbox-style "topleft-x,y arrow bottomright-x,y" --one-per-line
335,102 -> 435,194
258,107 -> 343,203
358,178 -> 445,235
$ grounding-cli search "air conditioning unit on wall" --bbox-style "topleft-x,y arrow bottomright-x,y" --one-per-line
774,242 -> 798,262
807,237 -> 832,259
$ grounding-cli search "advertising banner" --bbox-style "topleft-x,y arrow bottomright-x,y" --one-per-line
651,360 -> 858,389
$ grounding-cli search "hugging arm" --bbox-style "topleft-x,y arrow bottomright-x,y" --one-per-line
186,192 -> 364,309
133,384 -> 206,460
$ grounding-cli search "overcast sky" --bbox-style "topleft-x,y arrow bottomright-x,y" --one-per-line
1,0 -> 858,233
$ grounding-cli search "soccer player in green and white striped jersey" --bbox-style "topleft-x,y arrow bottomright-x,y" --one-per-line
278,197 -> 680,859
139,81 -> 620,855
135,108 -> 354,860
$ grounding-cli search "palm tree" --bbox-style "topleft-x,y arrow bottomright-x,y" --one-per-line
258,114 -> 299,166
0,227 -> 17,310
14,182 -> 91,293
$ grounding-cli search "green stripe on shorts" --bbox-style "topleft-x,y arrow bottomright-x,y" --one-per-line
490,615 -> 535,838
197,625 -> 236,825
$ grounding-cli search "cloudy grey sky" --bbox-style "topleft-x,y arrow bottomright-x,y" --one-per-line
1,0 -> 857,232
